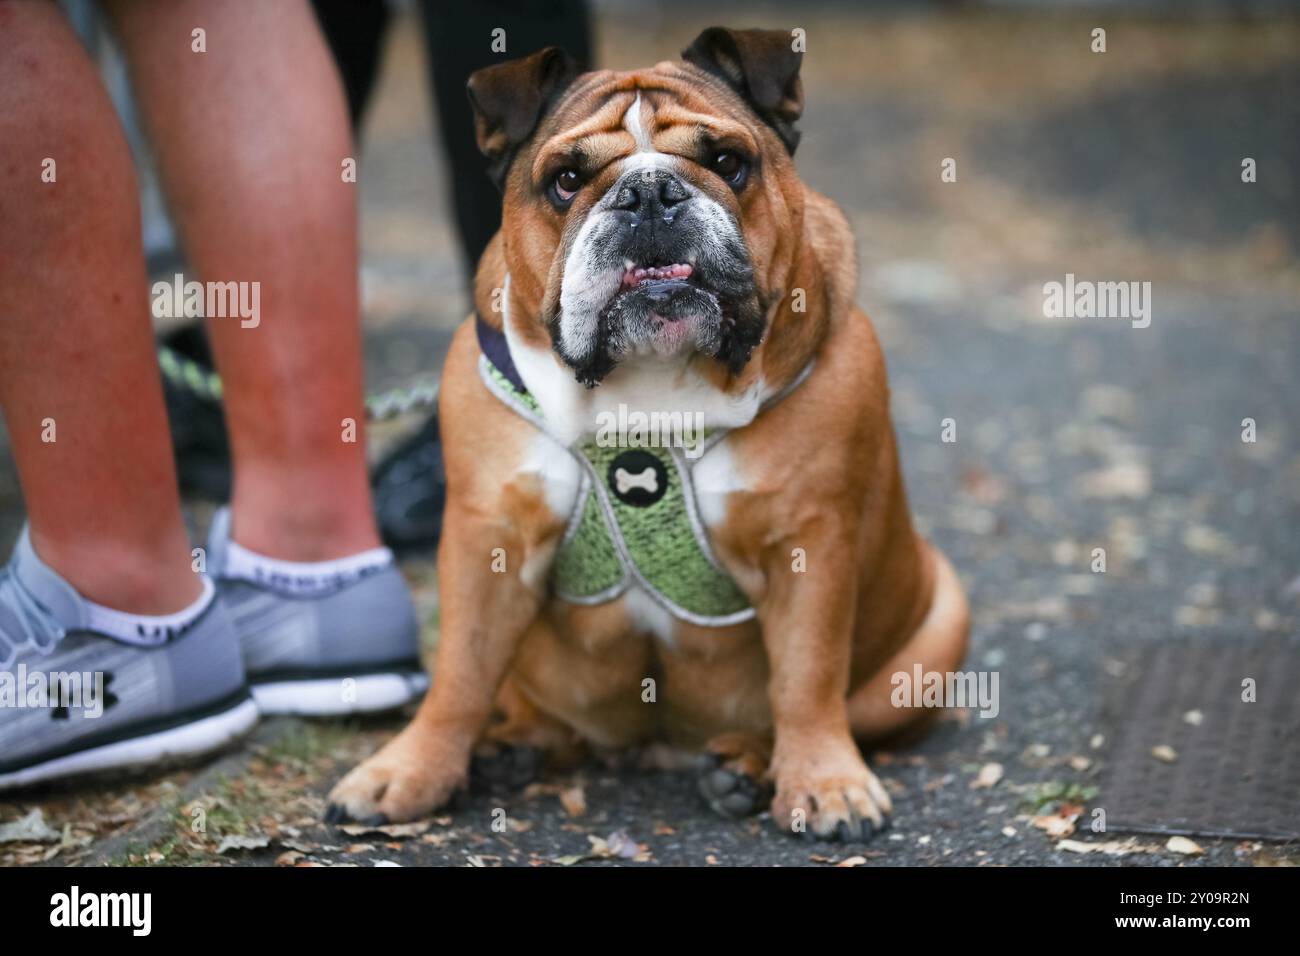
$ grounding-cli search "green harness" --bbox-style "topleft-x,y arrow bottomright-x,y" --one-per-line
480,355 -> 765,627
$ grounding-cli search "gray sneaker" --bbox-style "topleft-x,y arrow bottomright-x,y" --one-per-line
0,527 -> 257,791
206,509 -> 428,716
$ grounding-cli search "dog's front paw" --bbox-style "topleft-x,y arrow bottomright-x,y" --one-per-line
325,734 -> 467,825
770,744 -> 892,841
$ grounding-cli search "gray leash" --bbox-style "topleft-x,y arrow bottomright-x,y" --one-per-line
157,345 -> 440,422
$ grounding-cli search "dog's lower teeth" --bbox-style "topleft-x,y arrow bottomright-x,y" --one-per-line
623,262 -> 693,288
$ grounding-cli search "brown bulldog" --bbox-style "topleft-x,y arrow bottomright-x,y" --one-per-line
327,27 -> 969,840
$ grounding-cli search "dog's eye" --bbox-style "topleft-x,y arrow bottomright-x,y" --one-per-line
551,168 -> 582,204
711,152 -> 748,188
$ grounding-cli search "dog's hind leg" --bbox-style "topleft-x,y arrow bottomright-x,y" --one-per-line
472,675 -> 588,788
695,732 -> 774,820
847,542 -> 970,745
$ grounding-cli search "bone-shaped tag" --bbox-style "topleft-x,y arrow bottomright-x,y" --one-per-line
615,466 -> 659,496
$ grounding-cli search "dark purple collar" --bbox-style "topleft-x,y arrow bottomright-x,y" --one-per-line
475,313 -> 529,395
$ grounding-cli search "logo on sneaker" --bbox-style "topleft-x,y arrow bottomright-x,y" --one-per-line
52,671 -> 118,721
250,563 -> 388,597
137,617 -> 202,643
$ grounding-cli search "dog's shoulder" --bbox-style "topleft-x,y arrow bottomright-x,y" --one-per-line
800,186 -> 858,321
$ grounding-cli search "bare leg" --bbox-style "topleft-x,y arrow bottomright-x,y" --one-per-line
0,0 -> 199,613
105,0 -> 379,560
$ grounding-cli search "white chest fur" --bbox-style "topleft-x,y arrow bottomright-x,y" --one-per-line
501,275 -> 763,643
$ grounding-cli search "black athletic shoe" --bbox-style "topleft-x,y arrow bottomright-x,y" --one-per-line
160,324 -> 232,501
371,411 -> 445,556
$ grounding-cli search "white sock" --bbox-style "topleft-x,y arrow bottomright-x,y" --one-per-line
84,576 -> 216,647
221,540 -> 394,597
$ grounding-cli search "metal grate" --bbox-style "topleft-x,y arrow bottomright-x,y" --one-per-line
1100,635 -> 1300,841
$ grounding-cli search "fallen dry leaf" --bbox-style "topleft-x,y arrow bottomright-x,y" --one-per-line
559,785 -> 587,818
337,820 -> 431,839
971,762 -> 1004,789
1166,836 -> 1204,856
0,809 -> 60,844
1057,838 -> 1159,856
216,834 -> 270,854
1021,743 -> 1052,766
1032,812 -> 1078,839
1152,744 -> 1179,763
551,830 -> 651,866
589,830 -> 646,861
521,782 -> 562,800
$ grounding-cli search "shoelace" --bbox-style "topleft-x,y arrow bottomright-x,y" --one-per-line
0,564 -> 66,666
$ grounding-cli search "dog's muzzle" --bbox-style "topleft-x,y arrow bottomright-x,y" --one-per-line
552,167 -> 767,387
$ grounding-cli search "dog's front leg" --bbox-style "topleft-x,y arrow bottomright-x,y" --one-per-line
326,507 -> 546,823
759,532 -> 893,841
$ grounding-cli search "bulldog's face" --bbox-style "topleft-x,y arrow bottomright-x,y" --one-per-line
468,29 -> 805,387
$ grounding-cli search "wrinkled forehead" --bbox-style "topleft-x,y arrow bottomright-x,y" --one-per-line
527,65 -> 761,182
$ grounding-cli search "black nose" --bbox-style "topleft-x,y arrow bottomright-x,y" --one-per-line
611,170 -> 691,222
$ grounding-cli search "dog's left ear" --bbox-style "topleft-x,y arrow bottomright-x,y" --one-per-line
467,47 -> 582,189
682,27 -> 803,153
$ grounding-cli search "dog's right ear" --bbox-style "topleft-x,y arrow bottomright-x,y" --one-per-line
467,47 -> 581,190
